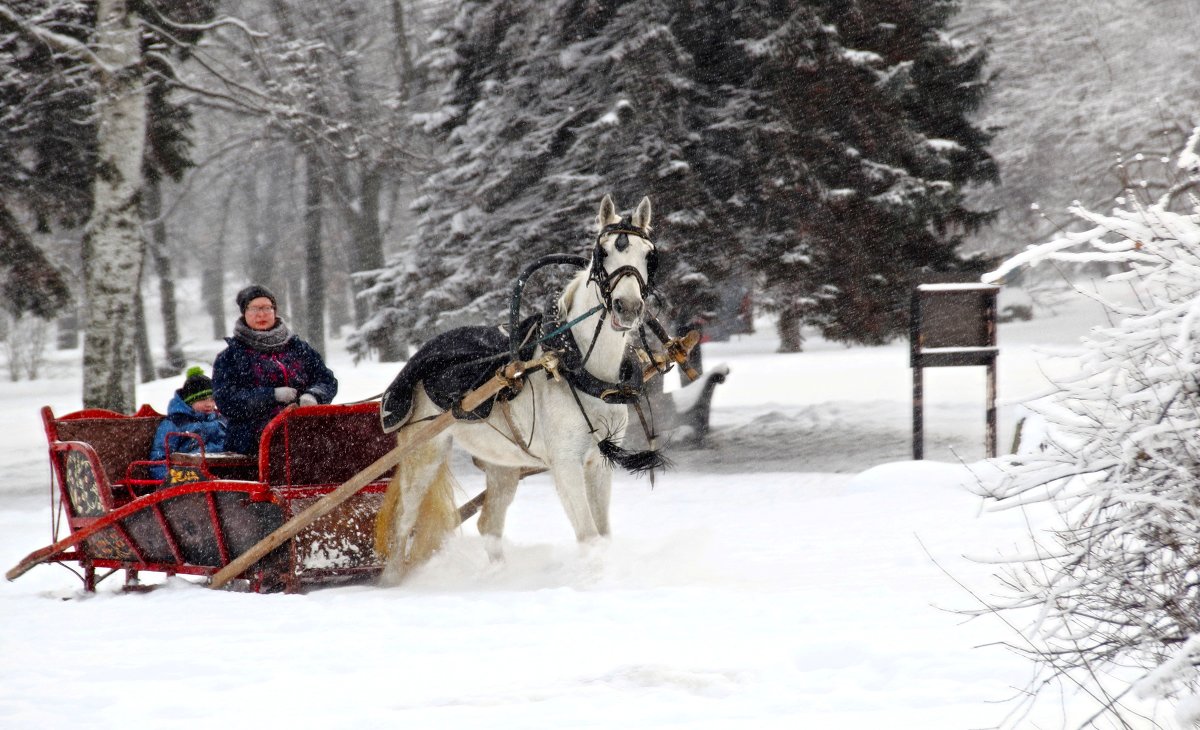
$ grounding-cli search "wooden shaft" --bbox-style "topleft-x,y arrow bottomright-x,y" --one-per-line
208,373 -> 512,590
457,490 -> 487,523
641,330 -> 701,382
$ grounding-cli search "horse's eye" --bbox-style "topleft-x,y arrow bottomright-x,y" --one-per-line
614,233 -> 629,253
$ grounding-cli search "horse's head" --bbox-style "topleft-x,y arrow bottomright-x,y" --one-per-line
586,194 -> 657,332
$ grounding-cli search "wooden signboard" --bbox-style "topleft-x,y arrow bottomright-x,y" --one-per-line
910,283 -> 1000,459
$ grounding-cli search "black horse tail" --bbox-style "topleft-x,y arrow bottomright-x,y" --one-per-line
597,437 -> 672,476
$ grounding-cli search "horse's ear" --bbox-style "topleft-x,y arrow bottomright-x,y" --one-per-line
597,194 -> 620,229
632,196 -> 652,232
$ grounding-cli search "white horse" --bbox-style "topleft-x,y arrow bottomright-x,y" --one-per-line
375,194 -> 661,578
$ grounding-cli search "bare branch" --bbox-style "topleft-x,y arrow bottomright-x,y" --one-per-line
0,5 -> 110,72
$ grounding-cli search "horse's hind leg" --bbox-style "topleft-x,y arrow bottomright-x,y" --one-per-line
378,431 -> 458,583
476,462 -> 520,561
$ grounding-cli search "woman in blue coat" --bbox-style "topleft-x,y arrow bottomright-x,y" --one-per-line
213,285 -> 338,456
149,367 -> 228,481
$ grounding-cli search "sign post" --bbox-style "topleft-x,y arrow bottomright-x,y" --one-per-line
910,283 -> 1000,460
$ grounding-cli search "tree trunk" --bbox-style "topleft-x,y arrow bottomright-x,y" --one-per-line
349,168 -> 383,327
134,284 -> 154,383
349,168 -> 403,360
303,152 -> 326,355
203,186 -> 234,339
243,170 -> 271,294
143,175 -> 185,372
81,0 -> 146,412
327,268 -> 351,335
776,307 -> 803,353
56,308 -> 80,350
390,0 -> 416,94
202,262 -> 224,339
261,157 -> 287,311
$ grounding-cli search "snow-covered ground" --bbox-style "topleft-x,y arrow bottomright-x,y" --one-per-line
0,282 -> 1175,729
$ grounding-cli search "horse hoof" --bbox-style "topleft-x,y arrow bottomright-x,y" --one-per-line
483,535 -> 505,563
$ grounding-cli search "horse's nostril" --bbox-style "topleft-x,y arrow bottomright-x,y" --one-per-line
614,298 -> 641,320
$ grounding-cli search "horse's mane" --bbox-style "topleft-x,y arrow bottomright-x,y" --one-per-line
556,267 -> 589,319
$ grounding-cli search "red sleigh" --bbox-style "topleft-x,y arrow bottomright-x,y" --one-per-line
8,402 -> 397,593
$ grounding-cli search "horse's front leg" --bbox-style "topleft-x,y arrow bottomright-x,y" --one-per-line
584,453 -> 613,538
476,462 -> 521,561
550,456 -> 601,543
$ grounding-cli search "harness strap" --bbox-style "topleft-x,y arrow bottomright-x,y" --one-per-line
578,308 -> 607,370
540,318 -> 644,404
632,399 -> 658,489
565,379 -> 599,436
498,398 -> 538,460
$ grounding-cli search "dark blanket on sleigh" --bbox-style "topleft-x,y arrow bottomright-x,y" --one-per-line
380,316 -> 542,433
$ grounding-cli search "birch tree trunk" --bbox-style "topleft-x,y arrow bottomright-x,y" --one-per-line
81,0 -> 146,412
133,284 -> 154,383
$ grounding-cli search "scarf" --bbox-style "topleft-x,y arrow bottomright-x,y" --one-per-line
234,317 -> 294,353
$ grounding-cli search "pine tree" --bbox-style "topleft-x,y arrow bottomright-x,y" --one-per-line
0,1 -> 90,319
714,0 -> 997,347
357,0 -> 995,352
357,0 -> 726,350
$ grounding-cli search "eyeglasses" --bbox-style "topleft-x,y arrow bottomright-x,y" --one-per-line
246,305 -> 276,314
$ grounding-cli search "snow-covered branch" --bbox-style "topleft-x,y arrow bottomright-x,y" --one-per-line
976,126 -> 1200,726
0,5 -> 110,72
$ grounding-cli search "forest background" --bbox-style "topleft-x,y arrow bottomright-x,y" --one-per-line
0,0 -> 1198,408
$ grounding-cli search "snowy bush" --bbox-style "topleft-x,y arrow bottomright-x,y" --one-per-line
979,126 -> 1200,725
1,310 -> 49,381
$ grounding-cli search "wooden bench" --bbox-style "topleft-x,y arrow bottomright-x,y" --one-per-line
623,363 -> 730,450
669,364 -> 730,447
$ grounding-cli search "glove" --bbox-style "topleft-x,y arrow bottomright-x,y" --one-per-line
274,387 -> 298,403
298,393 -> 318,407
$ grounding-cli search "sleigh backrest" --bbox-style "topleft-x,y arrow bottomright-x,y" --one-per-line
259,402 -> 396,487
43,405 -> 163,488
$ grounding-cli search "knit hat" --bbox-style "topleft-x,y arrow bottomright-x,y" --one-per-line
235,284 -> 277,314
179,366 -> 214,405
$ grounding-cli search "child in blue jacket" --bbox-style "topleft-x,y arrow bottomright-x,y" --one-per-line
149,367 -> 228,482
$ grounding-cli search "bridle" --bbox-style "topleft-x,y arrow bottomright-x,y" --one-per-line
587,219 -> 658,312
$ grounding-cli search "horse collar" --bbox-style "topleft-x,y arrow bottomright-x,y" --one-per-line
541,320 -> 645,405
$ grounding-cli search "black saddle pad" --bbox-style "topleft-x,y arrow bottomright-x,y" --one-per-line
380,316 -> 541,432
